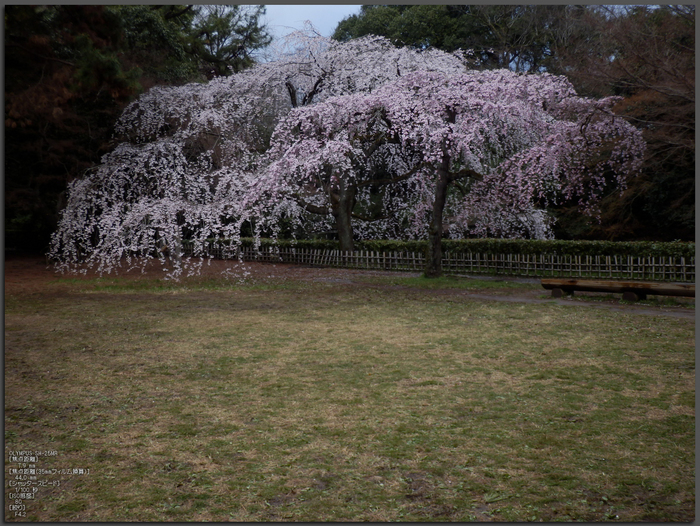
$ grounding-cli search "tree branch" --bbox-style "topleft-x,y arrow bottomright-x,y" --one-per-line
292,194 -> 330,215
285,80 -> 298,108
355,161 -> 427,188
301,73 -> 327,106
448,166 -> 484,182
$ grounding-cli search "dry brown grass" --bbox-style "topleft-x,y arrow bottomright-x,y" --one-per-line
4,257 -> 695,521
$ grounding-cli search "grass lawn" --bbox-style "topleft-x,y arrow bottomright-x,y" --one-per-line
4,264 -> 695,521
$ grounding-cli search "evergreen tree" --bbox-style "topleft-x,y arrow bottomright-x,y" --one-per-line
5,5 -> 272,253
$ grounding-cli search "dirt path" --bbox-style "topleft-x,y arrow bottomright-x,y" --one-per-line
442,291 -> 695,319
5,256 -> 695,319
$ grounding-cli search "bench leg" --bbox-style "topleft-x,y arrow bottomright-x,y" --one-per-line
551,288 -> 573,298
622,291 -> 647,301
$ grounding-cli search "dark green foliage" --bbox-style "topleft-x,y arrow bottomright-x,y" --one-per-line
113,5 -> 199,85
5,5 -> 272,253
362,239 -> 696,259
334,5 -> 473,53
5,5 -> 145,253
186,5 -> 271,77
71,33 -> 143,94
440,239 -> 695,259
333,5 -> 571,73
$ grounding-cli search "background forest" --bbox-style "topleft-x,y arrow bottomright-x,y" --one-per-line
5,5 -> 695,254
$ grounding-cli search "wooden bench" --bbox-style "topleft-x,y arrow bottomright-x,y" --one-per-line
541,278 -> 695,302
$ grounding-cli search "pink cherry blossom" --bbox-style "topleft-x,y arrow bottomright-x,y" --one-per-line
49,32 -> 645,278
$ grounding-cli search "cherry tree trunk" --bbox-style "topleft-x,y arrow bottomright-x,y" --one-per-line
332,182 -> 356,253
425,171 -> 450,278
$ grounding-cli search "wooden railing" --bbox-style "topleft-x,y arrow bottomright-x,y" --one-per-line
182,243 -> 695,283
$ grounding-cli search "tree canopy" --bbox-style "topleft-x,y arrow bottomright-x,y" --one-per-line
258,69 -> 644,276
5,5 -> 272,252
49,32 -> 645,278
186,5 -> 271,77
8,5 -> 692,255
332,4 -> 695,241
333,5 -> 571,73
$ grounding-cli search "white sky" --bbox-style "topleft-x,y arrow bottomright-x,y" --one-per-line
261,4 -> 362,40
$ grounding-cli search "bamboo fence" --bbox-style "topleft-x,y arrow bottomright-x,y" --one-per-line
182,243 -> 694,282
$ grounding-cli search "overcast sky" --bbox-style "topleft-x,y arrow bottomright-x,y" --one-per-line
262,4 -> 362,40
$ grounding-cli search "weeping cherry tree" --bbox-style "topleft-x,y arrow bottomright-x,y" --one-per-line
49,29 -> 644,278
49,29 -> 468,277
255,69 -> 646,276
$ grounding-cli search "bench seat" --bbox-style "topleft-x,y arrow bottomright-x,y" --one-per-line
541,278 -> 695,301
